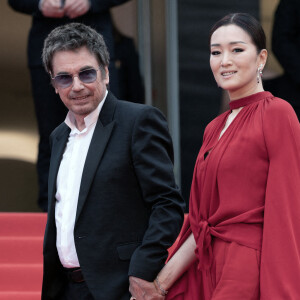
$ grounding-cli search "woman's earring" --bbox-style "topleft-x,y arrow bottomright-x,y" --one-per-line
257,64 -> 263,84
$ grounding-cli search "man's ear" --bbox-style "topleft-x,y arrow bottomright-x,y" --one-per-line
49,72 -> 58,93
104,66 -> 109,85
51,81 -> 58,94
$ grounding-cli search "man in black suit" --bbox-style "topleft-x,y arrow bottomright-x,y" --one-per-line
41,23 -> 185,300
8,0 -> 130,211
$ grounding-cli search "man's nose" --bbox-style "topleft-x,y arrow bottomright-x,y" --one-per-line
72,76 -> 84,91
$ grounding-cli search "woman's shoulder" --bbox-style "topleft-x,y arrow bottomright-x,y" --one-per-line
265,93 -> 293,107
261,93 -> 300,139
262,94 -> 298,121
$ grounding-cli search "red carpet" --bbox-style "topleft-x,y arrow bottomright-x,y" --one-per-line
0,213 -> 47,300
0,212 -> 185,299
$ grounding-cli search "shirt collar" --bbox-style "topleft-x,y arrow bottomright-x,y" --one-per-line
65,90 -> 108,133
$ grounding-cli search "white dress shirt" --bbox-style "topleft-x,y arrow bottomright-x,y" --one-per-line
55,92 -> 107,268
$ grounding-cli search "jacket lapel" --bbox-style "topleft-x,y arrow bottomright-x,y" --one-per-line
46,124 -> 70,237
75,92 -> 117,222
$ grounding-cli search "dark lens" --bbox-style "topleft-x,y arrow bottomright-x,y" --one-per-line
79,69 -> 97,83
55,74 -> 73,88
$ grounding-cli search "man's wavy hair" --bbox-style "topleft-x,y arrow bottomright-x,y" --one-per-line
42,22 -> 110,77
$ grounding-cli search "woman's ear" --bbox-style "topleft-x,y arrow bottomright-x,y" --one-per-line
258,49 -> 268,69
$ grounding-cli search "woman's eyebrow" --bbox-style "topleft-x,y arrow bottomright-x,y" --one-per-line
211,41 -> 247,47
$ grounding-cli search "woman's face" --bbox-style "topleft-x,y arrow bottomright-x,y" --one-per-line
210,24 -> 267,100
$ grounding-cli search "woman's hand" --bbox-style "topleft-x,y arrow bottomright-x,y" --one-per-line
129,276 -> 165,300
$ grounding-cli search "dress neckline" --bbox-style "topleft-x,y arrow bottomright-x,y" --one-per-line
229,91 -> 272,110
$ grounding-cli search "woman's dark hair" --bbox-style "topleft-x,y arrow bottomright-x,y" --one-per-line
209,13 -> 266,52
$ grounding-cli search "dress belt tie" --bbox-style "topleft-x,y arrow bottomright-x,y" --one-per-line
194,220 -> 213,270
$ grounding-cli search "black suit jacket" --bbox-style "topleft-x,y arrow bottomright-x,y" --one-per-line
42,92 -> 185,300
7,0 -> 130,67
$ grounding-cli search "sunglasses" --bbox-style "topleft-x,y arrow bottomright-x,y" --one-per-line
51,68 -> 100,89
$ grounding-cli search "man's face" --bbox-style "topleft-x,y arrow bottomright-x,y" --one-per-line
51,46 -> 109,120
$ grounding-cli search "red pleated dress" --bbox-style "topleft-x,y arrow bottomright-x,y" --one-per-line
166,92 -> 300,299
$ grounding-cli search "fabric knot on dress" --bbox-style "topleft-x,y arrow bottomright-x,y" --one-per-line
194,220 -> 213,270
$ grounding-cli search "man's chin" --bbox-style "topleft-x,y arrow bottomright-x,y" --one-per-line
71,106 -> 92,117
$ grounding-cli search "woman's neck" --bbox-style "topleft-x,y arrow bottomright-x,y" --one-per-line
228,83 -> 264,101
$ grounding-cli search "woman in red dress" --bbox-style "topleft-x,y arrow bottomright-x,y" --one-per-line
152,13 -> 300,299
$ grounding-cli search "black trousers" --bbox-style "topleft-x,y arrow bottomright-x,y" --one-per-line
60,280 -> 94,300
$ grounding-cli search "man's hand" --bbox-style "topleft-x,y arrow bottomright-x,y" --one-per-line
129,276 -> 165,300
64,0 -> 90,19
40,0 -> 64,18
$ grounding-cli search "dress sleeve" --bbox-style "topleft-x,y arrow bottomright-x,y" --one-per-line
260,99 -> 300,299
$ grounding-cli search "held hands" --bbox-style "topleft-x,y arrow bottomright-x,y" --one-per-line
40,0 -> 90,19
129,276 -> 165,300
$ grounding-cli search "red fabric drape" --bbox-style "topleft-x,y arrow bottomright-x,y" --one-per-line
167,92 -> 300,299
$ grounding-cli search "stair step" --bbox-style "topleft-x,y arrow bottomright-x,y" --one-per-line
0,237 -> 43,264
0,291 -> 41,300
0,264 -> 43,291
0,213 -> 47,236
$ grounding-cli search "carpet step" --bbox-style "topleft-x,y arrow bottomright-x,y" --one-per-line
0,291 -> 41,300
0,237 -> 43,264
0,213 -> 47,236
0,264 -> 43,291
